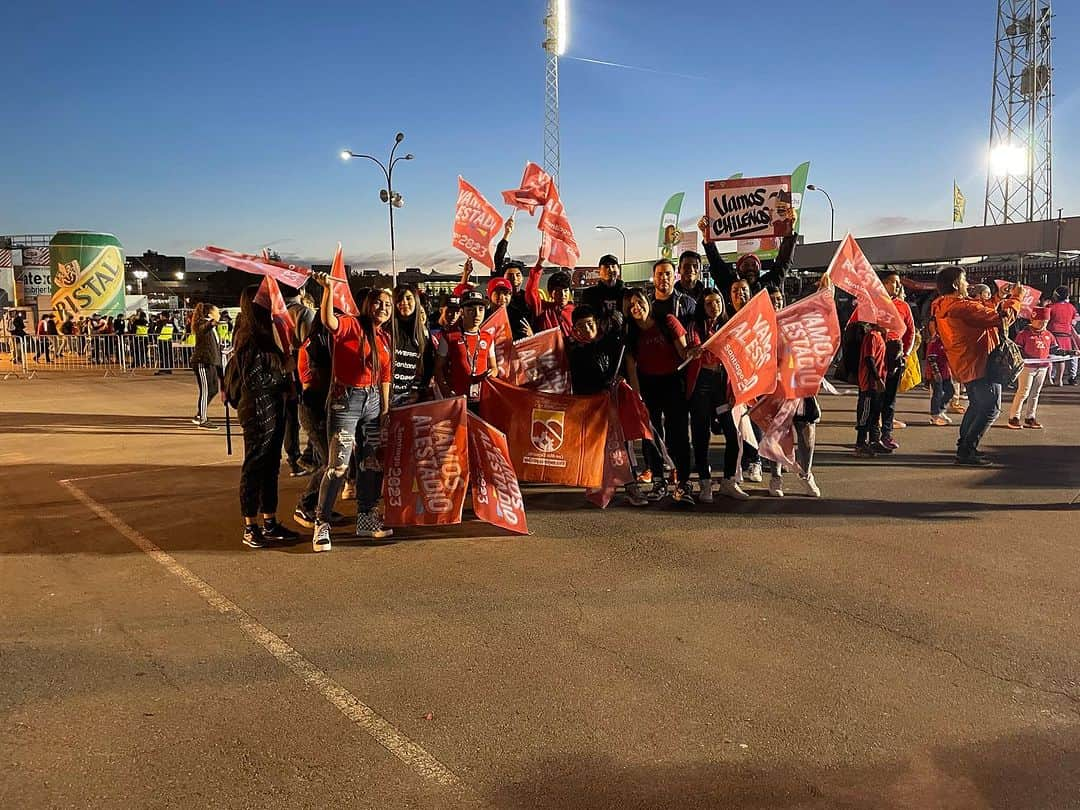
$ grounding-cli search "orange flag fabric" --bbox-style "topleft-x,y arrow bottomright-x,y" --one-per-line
466,413 -> 529,535
538,180 -> 580,268
383,398 -> 469,527
502,162 -> 551,214
775,288 -> 841,399
508,328 -> 571,394
480,306 -> 513,374
827,234 -> 905,334
253,274 -> 295,353
750,393 -> 798,469
328,243 -> 359,316
453,177 -> 504,270
702,289 -> 779,406
585,390 -> 635,508
479,377 -> 607,488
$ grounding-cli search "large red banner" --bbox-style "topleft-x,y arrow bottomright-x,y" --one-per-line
190,245 -> 312,289
480,306 -> 513,374
383,398 -> 469,527
466,414 -> 529,534
479,377 -> 607,488
775,288 -> 841,399
826,234 -> 905,334
699,289 -> 778,406
508,328 -> 571,394
502,162 -> 551,214
329,242 -> 359,316
453,177 -> 504,270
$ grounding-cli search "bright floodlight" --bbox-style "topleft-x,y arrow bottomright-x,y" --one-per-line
989,143 -> 1028,177
340,150 -> 351,161
556,0 -> 568,55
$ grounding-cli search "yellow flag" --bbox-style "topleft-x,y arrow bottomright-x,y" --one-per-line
953,182 -> 966,224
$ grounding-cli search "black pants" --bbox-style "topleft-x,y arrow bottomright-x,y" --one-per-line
296,393 -> 329,513
639,372 -> 690,485
856,389 -> 882,446
157,340 -> 172,370
689,369 -> 738,480
239,403 -> 286,518
880,340 -> 903,436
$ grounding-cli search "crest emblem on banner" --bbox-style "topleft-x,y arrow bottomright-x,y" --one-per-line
531,408 -> 565,452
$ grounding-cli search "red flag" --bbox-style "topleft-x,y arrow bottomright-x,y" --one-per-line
775,288 -> 841,398
507,328 -> 571,394
466,413 -> 529,534
614,380 -> 653,442
480,306 -> 513,373
479,377 -> 608,488
501,162 -> 551,214
537,181 -> 580,268
382,398 -> 470,527
329,243 -> 359,316
750,393 -> 798,469
704,289 -> 779,406
993,279 -> 1041,319
253,274 -> 295,352
190,246 -> 312,289
452,177 -> 504,269
826,234 -> 905,334
586,391 -> 635,508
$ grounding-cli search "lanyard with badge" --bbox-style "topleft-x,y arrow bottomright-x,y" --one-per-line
465,331 -> 483,401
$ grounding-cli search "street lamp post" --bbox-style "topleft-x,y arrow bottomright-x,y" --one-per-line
341,134 -> 414,286
594,225 -> 627,265
132,269 -> 147,296
806,184 -> 835,242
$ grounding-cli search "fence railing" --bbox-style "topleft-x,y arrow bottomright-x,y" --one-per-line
0,335 -> 227,379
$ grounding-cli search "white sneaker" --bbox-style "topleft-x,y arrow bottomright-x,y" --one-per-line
746,462 -> 763,483
929,414 -> 949,426
767,474 -> 785,497
312,521 -> 332,552
717,478 -> 750,500
697,479 -> 714,503
797,473 -> 821,498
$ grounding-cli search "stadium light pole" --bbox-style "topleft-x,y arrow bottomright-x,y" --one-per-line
341,133 -> 414,285
594,225 -> 626,264
806,184 -> 835,242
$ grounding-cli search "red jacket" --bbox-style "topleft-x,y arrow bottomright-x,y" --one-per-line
525,264 -> 574,336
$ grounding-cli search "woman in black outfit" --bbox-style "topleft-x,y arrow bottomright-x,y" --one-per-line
189,302 -> 223,429
229,285 -> 300,549
390,284 -> 434,405
686,289 -> 749,502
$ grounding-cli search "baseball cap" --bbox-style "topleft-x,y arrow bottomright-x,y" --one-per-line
459,289 -> 486,308
487,277 -> 513,297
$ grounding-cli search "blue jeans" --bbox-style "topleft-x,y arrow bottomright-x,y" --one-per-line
316,386 -> 383,521
957,376 -> 1001,457
930,379 -> 955,415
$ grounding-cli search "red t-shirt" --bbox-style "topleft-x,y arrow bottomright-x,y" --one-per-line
859,330 -> 886,391
1015,327 -> 1055,369
438,329 -> 494,400
634,315 -> 685,376
330,316 -> 391,388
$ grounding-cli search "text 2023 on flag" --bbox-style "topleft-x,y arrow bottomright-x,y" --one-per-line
697,289 -> 778,406
826,234 -> 905,335
383,398 -> 469,527
775,288 -> 841,398
466,414 -> 528,535
453,177 -> 503,270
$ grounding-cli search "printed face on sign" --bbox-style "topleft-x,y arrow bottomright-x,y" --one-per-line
530,408 -> 565,452
705,175 -> 793,242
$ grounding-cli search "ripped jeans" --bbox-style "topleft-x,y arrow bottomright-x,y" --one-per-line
316,385 -> 383,521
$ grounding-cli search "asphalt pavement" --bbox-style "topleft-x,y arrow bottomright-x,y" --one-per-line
2,373 -> 1078,809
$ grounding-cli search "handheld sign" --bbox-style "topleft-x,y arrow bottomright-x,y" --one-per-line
704,175 -> 793,243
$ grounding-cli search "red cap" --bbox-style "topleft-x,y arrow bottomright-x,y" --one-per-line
487,277 -> 513,297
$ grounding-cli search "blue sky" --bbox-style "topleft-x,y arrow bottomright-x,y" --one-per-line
2,0 -> 1077,270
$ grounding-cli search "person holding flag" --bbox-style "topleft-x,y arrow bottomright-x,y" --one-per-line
229,285 -> 300,549
525,259 -> 575,337
310,274 -> 394,548
698,214 -> 798,309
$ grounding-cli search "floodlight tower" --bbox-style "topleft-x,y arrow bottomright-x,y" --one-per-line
542,0 -> 567,187
983,1 -> 1053,225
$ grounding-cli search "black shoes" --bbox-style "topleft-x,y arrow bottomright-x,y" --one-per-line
262,519 -> 300,543
243,525 -> 268,548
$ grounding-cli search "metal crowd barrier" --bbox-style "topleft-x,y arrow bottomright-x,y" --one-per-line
0,335 -> 232,380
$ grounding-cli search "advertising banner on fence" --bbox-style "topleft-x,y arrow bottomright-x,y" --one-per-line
508,328 -> 571,394
775,288 -> 841,399
383,397 -> 469,527
826,234 -> 905,335
705,175 -> 793,243
50,232 -> 126,319
480,377 -> 607,488
453,177 -> 503,269
0,248 -> 13,308
696,289 -> 778,405
466,413 -> 528,535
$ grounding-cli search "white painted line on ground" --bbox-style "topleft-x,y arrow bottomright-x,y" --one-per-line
62,459 -> 234,483
58,478 -> 463,790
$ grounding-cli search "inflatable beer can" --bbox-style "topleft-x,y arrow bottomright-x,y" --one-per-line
50,231 -> 126,319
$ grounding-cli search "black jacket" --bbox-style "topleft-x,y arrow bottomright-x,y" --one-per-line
569,329 -> 624,395
703,233 -> 798,305
190,320 -> 223,369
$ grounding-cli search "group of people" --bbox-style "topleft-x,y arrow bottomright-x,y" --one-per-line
201,217 -> 1077,552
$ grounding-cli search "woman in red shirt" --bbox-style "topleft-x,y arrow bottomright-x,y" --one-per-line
624,288 -> 696,505
311,275 -> 393,549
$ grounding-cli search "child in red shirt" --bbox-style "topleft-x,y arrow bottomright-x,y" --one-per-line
1008,306 -> 1058,429
855,323 -> 890,456
925,320 -> 955,426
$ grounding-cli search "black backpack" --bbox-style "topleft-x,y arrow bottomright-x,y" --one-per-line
222,352 -> 244,407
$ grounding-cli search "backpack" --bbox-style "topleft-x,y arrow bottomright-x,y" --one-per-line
986,327 -> 1025,386
223,352 -> 244,407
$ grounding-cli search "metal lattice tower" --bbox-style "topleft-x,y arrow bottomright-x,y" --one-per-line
984,1 -> 1053,225
542,0 -> 561,186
